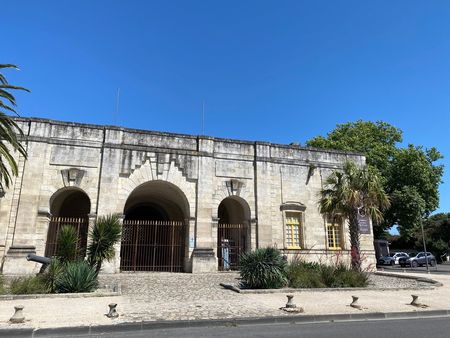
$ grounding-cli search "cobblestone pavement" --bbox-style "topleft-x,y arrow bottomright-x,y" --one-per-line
99,272 -> 290,321
0,272 -> 449,329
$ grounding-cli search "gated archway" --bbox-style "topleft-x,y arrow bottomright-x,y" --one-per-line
217,196 -> 251,271
45,188 -> 90,258
120,180 -> 189,272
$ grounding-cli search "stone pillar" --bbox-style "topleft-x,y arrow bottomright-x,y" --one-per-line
34,208 -> 52,257
191,137 -> 217,273
250,218 -> 257,251
99,214 -> 123,274
86,213 -> 97,248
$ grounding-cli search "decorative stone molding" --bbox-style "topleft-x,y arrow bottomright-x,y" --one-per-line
37,208 -> 52,218
226,179 -> 244,196
280,202 -> 307,212
61,168 -> 86,187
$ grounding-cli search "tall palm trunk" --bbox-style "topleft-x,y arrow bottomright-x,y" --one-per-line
348,211 -> 361,271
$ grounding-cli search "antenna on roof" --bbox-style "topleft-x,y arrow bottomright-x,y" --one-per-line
114,88 -> 120,126
201,100 -> 205,135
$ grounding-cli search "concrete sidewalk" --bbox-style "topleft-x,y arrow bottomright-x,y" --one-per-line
0,272 -> 449,331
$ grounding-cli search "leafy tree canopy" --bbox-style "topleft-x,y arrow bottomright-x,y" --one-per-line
307,121 -> 444,239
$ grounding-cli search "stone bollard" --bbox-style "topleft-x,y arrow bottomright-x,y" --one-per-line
350,296 -> 362,309
286,295 -> 296,308
410,295 -> 419,306
10,305 -> 25,324
106,303 -> 119,318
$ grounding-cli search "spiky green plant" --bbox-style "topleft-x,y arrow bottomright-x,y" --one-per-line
0,64 -> 29,192
56,225 -> 79,262
56,261 -> 98,293
239,247 -> 287,289
41,258 -> 64,293
87,214 -> 122,273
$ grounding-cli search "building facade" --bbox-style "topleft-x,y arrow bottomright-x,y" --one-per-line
0,118 -> 376,274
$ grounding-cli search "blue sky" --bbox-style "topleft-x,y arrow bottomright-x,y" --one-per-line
3,1 -> 449,213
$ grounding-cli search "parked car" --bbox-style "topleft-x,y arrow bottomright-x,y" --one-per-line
398,252 -> 436,267
378,252 -> 409,266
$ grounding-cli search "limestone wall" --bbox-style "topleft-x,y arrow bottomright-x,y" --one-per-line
0,118 -> 375,274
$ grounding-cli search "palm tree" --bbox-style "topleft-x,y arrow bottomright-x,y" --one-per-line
87,214 -> 122,273
319,161 -> 390,270
0,64 -> 29,192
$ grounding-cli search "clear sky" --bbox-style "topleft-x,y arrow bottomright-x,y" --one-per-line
3,1 -> 449,213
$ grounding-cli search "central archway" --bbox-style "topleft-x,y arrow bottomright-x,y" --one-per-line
120,181 -> 189,272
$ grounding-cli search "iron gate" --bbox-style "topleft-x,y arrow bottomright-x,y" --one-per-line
44,217 -> 89,258
218,223 -> 247,271
120,220 -> 185,272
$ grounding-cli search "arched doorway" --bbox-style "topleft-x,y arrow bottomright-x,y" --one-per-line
120,181 -> 189,272
45,188 -> 91,258
217,196 -> 250,270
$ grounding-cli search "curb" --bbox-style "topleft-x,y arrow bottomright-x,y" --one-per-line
1,310 -> 449,337
221,271 -> 442,294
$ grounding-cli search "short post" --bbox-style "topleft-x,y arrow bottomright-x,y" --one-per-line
286,294 -> 296,308
410,295 -> 419,306
350,296 -> 361,309
106,303 -> 119,318
10,305 -> 25,324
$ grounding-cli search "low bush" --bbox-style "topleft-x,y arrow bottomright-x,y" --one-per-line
239,247 -> 287,289
56,261 -> 98,293
41,258 -> 64,293
287,260 -> 368,288
9,276 -> 48,295
0,275 -> 6,295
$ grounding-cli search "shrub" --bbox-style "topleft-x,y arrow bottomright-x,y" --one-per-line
287,259 -> 369,288
0,275 -> 6,295
87,214 -> 122,273
9,276 -> 47,294
288,260 -> 325,288
239,247 -> 287,289
56,261 -> 98,293
41,258 -> 64,293
57,225 -> 79,262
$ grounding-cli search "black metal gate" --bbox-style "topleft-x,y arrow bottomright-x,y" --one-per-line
218,223 -> 247,271
120,220 -> 185,272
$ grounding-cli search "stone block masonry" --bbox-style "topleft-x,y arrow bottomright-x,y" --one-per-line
0,117 -> 375,274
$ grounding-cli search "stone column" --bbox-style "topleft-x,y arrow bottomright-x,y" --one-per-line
191,137 -> 217,273
35,208 -> 52,257
100,213 -> 123,274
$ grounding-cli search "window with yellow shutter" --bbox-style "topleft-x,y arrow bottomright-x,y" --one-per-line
326,216 -> 343,250
285,212 -> 302,249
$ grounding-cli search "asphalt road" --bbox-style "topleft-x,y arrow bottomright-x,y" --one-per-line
59,317 -> 450,338
378,263 -> 450,275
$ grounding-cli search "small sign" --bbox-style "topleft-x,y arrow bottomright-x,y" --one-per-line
357,214 -> 371,234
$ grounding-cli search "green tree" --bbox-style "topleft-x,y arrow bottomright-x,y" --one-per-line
87,214 -> 122,273
307,121 -> 443,239
417,213 -> 450,261
319,162 -> 390,270
0,64 -> 29,191
308,120 -> 402,177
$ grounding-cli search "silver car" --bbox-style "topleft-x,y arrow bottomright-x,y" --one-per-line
378,252 -> 409,266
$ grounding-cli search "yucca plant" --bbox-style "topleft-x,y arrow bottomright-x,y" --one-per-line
56,261 -> 98,293
41,258 -> 64,293
87,214 -> 122,273
56,225 -> 79,263
239,247 -> 287,289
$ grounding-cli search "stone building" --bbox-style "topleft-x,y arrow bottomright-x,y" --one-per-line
0,118 -> 375,274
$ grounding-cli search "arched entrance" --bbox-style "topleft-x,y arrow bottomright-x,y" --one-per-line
45,188 -> 91,258
120,181 -> 189,272
217,196 -> 250,270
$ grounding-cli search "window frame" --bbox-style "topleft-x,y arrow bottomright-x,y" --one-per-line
326,215 -> 344,250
